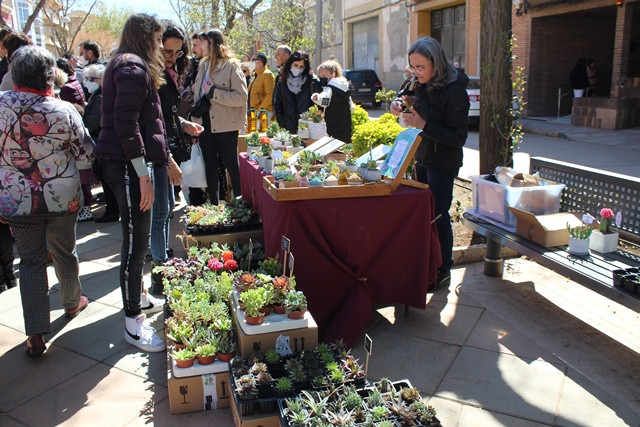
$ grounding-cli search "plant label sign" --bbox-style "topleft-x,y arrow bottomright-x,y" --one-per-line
281,235 -> 291,252
380,128 -> 421,179
288,252 -> 295,278
364,334 -> 373,377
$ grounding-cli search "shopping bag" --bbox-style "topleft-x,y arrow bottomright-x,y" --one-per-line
181,143 -> 207,188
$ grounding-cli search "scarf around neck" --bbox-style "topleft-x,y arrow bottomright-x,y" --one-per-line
286,74 -> 307,95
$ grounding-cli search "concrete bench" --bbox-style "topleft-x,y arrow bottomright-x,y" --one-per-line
462,157 -> 640,305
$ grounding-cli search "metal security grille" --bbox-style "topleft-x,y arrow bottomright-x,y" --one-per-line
530,157 -> 640,240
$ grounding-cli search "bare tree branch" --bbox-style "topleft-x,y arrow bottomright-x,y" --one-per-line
23,0 -> 48,34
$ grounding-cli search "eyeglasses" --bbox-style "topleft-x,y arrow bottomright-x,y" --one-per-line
86,76 -> 99,82
409,63 -> 431,74
241,69 -> 249,74
163,49 -> 184,59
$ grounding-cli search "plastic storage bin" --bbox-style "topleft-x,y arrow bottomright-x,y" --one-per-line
470,175 -> 565,227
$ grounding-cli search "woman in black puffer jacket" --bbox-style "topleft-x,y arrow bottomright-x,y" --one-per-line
273,51 -> 320,134
391,37 -> 470,291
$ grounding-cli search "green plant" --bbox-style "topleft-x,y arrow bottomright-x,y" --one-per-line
400,386 -> 421,403
274,129 -> 291,143
240,287 -> 267,317
284,290 -> 307,313
258,254 -> 282,277
246,131 -> 261,147
352,113 -> 403,157
235,374 -> 257,395
261,142 -> 272,157
297,121 -> 309,130
217,334 -> 236,354
298,163 -> 311,178
368,389 -> 384,407
365,159 -> 378,171
297,150 -> 322,165
166,318 -> 193,345
307,105 -> 324,123
370,405 -> 389,421
599,207 -> 615,233
341,386 -> 363,410
567,214 -> 594,239
375,88 -> 397,112
255,371 -> 273,385
376,421 -> 394,427
250,361 -> 268,374
290,135 -> 303,147
283,172 -> 298,182
351,104 -> 369,130
265,348 -> 281,364
299,111 -> 311,121
275,376 -> 293,392
345,155 -> 357,166
376,377 -> 393,393
195,343 -> 218,357
171,348 -> 195,361
266,121 -> 280,137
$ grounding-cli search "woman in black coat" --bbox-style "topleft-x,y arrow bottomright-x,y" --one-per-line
273,51 -> 320,134
391,37 -> 470,290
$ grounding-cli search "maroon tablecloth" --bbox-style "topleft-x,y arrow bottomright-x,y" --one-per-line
239,154 -> 441,346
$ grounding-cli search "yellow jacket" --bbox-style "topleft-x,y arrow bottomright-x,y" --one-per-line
248,67 -> 275,112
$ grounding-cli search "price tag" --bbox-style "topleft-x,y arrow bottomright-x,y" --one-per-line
288,252 -> 295,278
247,239 -> 253,271
363,334 -> 373,378
281,236 -> 291,252
615,211 -> 622,228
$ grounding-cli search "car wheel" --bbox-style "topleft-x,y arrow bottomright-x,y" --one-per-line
372,101 -> 381,108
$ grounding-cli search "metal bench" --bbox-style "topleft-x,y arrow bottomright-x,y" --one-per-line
462,157 -> 640,305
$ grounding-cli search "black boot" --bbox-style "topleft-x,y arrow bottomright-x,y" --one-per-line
4,267 -> 17,289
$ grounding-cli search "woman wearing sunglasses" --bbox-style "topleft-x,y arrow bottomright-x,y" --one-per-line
273,51 -> 319,135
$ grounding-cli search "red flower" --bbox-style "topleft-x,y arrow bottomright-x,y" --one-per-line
600,208 -> 614,219
221,250 -> 234,262
260,136 -> 271,145
207,259 -> 223,271
224,259 -> 238,271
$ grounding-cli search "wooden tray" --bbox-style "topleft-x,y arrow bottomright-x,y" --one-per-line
262,176 -> 392,201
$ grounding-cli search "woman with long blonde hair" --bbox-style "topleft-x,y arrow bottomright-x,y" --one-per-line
190,29 -> 247,204
95,14 -> 177,353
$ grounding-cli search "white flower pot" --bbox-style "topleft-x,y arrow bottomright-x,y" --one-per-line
363,169 -> 382,182
308,122 -> 327,140
589,230 -> 618,253
568,236 -> 590,256
257,155 -> 267,169
264,157 -> 274,174
297,128 -> 310,139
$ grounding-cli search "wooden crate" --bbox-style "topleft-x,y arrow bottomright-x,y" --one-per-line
262,176 -> 392,201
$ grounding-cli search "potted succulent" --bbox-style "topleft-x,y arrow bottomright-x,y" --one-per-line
195,342 -> 218,365
257,136 -> 272,169
245,131 -> 261,159
172,348 -> 196,368
567,214 -> 594,255
288,135 -> 305,154
590,207 -> 619,253
166,318 -> 193,350
297,163 -> 311,187
345,155 -> 358,173
284,290 -> 307,319
240,287 -> 268,325
266,121 -> 280,138
363,158 -> 381,182
216,334 -> 237,362
280,172 -> 300,188
275,376 -> 295,397
234,374 -> 258,415
272,129 -> 291,149
306,105 -> 327,139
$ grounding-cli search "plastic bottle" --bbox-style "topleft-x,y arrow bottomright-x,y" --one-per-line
248,108 -> 257,132
259,108 -> 268,132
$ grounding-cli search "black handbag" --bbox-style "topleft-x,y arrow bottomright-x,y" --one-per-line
167,134 -> 192,164
189,94 -> 210,118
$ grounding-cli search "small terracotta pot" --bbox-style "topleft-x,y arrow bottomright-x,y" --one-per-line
245,313 -> 265,325
217,352 -> 236,363
175,357 -> 195,368
272,304 -> 286,315
259,306 -> 272,316
287,310 -> 306,319
196,355 -> 216,365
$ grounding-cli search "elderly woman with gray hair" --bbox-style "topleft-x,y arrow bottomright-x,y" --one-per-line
0,45 -> 95,356
390,37 -> 470,291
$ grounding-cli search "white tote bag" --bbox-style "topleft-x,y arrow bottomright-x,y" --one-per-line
180,143 -> 207,188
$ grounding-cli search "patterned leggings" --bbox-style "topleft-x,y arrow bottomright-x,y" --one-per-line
8,214 -> 82,336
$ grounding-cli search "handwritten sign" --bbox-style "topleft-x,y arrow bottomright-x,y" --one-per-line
380,128 -> 421,179
281,236 -> 291,252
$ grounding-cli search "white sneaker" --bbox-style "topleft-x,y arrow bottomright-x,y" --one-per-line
124,314 -> 165,352
141,292 -> 164,314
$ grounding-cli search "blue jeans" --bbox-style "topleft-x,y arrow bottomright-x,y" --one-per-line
415,164 -> 459,274
150,164 -> 174,261
102,159 -> 151,317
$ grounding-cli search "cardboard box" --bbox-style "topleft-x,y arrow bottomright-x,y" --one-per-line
229,389 -> 280,427
508,207 -> 583,247
471,175 -> 565,227
167,352 -> 231,414
235,315 -> 318,357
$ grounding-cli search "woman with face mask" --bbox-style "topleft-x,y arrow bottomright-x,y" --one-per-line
272,51 -> 320,134
311,60 -> 354,143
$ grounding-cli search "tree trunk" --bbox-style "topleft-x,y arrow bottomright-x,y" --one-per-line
22,0 -> 47,34
479,0 -> 513,174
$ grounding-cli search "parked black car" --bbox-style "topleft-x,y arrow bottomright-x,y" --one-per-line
343,69 -> 383,107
